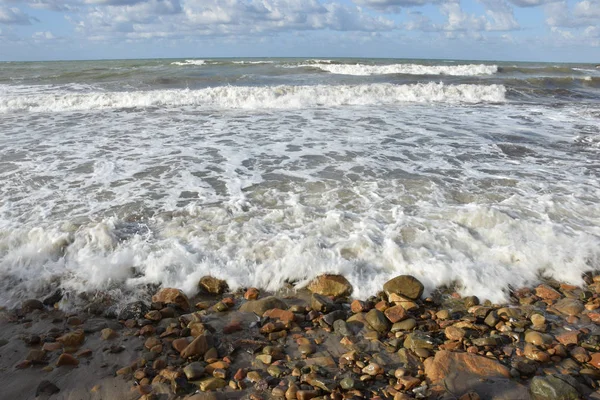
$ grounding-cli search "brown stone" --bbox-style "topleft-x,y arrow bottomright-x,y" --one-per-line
240,296 -> 287,316
589,353 -> 600,368
554,298 -> 584,316
556,331 -> 579,346
223,321 -> 243,334
307,274 -> 353,297
571,346 -> 590,363
145,337 -> 161,350
181,334 -> 211,359
350,299 -> 367,313
296,390 -> 319,400
384,305 -> 408,323
244,288 -> 260,300
172,338 -> 190,353
383,275 -> 424,300
152,288 -> 190,311
56,353 -> 79,367
424,350 -> 510,394
100,328 -> 118,340
535,284 -> 561,300
57,330 -> 85,348
263,308 -> 295,322
42,342 -> 63,352
199,276 -> 228,295
445,326 -> 466,341
145,310 -> 162,321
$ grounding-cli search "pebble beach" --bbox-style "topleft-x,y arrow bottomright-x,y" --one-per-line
3,273 -> 600,400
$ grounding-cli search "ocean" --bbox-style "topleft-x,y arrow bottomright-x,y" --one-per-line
0,58 -> 599,308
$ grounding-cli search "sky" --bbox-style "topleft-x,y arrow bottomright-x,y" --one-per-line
0,0 -> 598,62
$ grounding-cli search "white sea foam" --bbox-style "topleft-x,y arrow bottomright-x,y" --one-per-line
1,100 -> 599,307
0,83 -> 506,113
232,60 -> 274,64
171,59 -> 206,66
303,63 -> 498,76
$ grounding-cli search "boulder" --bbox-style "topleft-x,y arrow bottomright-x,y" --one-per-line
307,274 -> 352,298
424,350 -> 528,399
240,296 -> 287,315
383,275 -> 424,300
198,276 -> 228,295
152,288 -> 190,311
529,375 -> 580,400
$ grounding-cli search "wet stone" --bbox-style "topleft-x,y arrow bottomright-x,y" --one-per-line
333,319 -> 352,336
391,318 -> 416,332
184,362 -> 205,380
365,309 -> 391,333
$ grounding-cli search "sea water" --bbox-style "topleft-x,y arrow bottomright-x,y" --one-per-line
0,58 -> 599,307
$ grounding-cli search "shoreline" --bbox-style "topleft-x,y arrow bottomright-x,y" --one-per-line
2,274 -> 600,399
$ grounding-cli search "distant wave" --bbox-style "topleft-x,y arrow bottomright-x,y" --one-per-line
0,83 -> 506,113
171,59 -> 206,66
231,60 -> 274,65
297,63 -> 498,76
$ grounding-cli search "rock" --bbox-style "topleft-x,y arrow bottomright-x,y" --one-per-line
244,288 -> 259,300
445,326 -> 466,341
36,381 -> 60,396
199,276 -> 228,295
322,310 -> 346,326
554,298 -> 584,316
365,309 -> 391,333
424,350 -> 523,398
464,296 -> 480,308
264,308 -> 295,323
42,342 -> 62,352
531,313 -> 546,326
310,293 -> 337,313
524,331 -> 553,346
145,310 -> 162,321
56,353 -> 79,367
26,349 -> 46,363
22,299 -> 44,313
184,362 -> 205,380
556,331 -> 579,346
57,330 -> 85,348
100,328 -> 118,340
195,377 -> 227,391
362,363 -> 384,376
535,284 -> 561,300
391,318 -> 416,332
306,274 -> 352,297
118,301 -> 150,320
404,331 -> 435,350
484,311 -> 499,327
333,320 -> 352,336
529,375 -> 580,400
172,338 -> 190,353
350,299 -> 367,313
240,296 -> 287,316
296,390 -> 320,400
43,290 -> 63,306
384,305 -> 408,323
590,352 -> 600,368
383,275 -> 424,300
181,334 -> 212,359
152,288 -> 190,311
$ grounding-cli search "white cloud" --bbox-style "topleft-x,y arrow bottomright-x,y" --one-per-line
352,0 -> 441,12
507,0 -> 560,6
479,0 -> 520,31
0,6 -> 32,24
